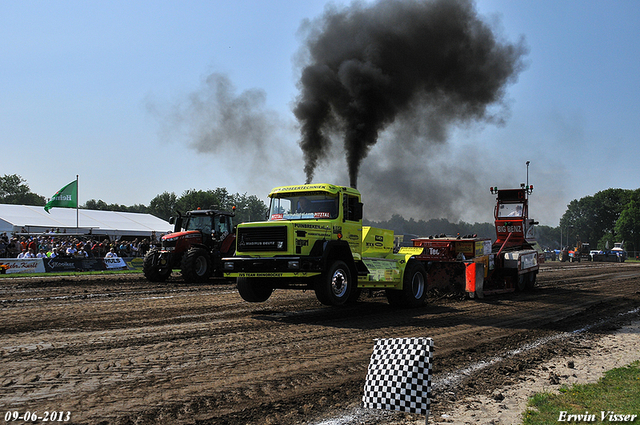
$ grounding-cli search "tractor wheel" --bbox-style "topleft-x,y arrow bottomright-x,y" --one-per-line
315,260 -> 352,306
237,277 -> 273,302
142,249 -> 171,282
386,261 -> 428,308
181,247 -> 212,283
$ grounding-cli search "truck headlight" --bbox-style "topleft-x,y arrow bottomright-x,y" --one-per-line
224,262 -> 235,271
287,260 -> 300,270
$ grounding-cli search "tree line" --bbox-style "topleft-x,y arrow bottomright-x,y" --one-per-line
2,174 -> 638,252
365,188 -> 640,253
559,188 -> 640,253
0,174 -> 266,225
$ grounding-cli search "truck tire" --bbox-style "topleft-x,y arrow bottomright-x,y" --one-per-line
181,247 -> 212,283
516,273 -> 526,292
143,249 -> 172,282
386,261 -> 427,308
315,260 -> 352,306
237,277 -> 273,302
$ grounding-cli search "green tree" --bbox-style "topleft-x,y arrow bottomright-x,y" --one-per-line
615,198 -> 640,253
83,199 -> 148,214
559,188 -> 632,248
147,189 -> 266,223
210,188 -> 232,210
0,174 -> 46,205
84,199 -> 109,210
127,204 -> 149,214
175,189 -> 226,214
148,192 -> 178,221
231,193 -> 268,223
592,188 -> 632,241
534,224 -> 560,249
364,215 -> 497,242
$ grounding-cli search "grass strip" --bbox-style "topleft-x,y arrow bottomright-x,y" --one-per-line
523,360 -> 640,424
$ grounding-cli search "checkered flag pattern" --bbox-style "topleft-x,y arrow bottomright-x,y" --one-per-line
362,337 -> 434,416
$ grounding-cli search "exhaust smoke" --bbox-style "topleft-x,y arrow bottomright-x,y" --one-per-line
294,0 -> 528,188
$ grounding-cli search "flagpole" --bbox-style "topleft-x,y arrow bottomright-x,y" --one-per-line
76,175 -> 79,230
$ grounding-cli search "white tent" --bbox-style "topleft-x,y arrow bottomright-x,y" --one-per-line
0,204 -> 171,239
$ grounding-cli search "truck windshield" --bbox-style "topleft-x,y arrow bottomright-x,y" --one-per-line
497,203 -> 524,218
269,193 -> 339,221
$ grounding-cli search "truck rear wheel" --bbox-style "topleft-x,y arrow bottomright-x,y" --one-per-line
386,261 -> 427,308
237,277 -> 273,302
315,260 -> 352,306
181,247 -> 212,283
143,249 -> 172,282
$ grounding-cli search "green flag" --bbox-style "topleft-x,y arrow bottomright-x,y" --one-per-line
44,180 -> 78,213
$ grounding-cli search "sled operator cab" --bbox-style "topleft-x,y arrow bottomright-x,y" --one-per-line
492,185 -> 537,251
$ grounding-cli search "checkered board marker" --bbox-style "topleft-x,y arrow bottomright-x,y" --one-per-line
362,337 -> 434,418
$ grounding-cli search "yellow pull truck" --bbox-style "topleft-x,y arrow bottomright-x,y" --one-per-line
223,183 -> 426,307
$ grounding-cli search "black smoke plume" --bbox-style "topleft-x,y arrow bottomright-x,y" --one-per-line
294,0 -> 528,187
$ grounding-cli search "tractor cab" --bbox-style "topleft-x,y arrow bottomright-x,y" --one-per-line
491,185 -> 537,251
170,209 -> 234,246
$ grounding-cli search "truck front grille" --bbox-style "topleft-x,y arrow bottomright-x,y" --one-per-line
237,226 -> 288,252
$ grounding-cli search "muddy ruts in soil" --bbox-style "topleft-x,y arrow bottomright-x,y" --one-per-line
0,262 -> 639,424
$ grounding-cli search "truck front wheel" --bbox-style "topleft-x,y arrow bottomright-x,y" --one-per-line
315,261 -> 352,306
237,277 -> 273,302
181,247 -> 212,283
386,261 -> 427,308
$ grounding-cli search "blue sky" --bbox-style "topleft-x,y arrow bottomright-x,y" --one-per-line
2,0 -> 639,226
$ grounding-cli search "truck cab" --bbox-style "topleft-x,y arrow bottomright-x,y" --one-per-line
493,187 -> 536,250
223,184 -> 426,307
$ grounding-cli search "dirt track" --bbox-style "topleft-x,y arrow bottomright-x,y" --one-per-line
1,262 -> 639,425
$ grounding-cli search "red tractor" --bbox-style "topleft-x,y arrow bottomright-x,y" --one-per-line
143,208 -> 236,283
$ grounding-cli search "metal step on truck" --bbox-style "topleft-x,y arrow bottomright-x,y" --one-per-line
222,184 -> 426,307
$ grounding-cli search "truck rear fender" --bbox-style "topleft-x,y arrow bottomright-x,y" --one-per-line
397,252 -> 419,285
377,251 -> 419,290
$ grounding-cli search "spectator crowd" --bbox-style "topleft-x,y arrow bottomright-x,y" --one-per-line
0,231 -> 158,259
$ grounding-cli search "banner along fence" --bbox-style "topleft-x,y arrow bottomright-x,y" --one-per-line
0,256 -> 138,274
